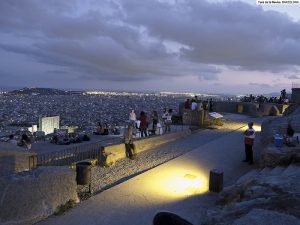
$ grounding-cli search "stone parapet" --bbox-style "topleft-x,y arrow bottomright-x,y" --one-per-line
101,129 -> 191,166
0,166 -> 79,225
0,143 -> 37,176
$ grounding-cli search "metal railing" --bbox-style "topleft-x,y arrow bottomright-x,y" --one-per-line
36,124 -> 190,167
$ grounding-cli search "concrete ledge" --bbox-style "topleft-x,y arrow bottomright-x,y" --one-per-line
0,142 -> 37,176
101,130 -> 191,166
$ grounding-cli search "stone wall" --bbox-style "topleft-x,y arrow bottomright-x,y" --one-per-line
101,130 -> 191,166
182,109 -> 207,126
0,143 -> 37,176
212,101 -> 286,117
0,167 -> 79,225
292,88 -> 300,104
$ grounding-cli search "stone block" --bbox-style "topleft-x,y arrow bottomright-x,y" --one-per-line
0,142 -> 37,175
0,166 -> 79,225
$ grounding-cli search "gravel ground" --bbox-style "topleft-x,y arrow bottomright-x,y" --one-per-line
78,117 -> 247,199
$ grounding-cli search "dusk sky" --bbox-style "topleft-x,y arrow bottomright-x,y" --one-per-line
0,0 -> 299,94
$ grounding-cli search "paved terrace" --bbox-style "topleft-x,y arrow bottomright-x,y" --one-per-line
38,114 -> 263,225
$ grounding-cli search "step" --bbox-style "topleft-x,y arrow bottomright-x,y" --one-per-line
281,164 -> 300,176
269,166 -> 286,176
236,169 -> 260,184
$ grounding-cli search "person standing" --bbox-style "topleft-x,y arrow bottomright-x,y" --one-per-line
243,122 -> 255,165
123,124 -> 135,160
165,109 -> 172,133
139,111 -> 148,138
129,109 -> 136,124
151,111 -> 158,135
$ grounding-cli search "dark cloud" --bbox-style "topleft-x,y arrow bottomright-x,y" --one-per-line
249,82 -> 273,88
287,75 -> 300,79
0,0 -> 299,88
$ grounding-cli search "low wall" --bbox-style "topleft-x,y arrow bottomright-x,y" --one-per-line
0,143 -> 37,176
213,101 -> 287,117
101,130 -> 191,166
0,166 -> 79,225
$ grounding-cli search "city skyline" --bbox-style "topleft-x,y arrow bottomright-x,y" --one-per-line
0,0 -> 300,94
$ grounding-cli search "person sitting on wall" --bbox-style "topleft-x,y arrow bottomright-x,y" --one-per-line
94,122 -> 103,135
20,134 -> 32,150
8,134 -> 17,145
285,123 -> 297,146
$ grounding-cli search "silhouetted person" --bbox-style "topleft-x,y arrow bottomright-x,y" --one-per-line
152,111 -> 158,135
139,111 -> 148,138
123,124 -> 135,159
21,134 -> 32,150
184,99 -> 191,109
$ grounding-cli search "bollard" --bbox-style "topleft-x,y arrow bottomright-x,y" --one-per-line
209,169 -> 223,193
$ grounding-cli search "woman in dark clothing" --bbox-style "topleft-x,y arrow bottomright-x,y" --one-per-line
139,111 -> 148,138
152,111 -> 158,135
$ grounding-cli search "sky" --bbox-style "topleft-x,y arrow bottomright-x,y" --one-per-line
0,0 -> 299,94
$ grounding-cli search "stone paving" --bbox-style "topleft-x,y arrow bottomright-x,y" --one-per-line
38,114 -> 264,225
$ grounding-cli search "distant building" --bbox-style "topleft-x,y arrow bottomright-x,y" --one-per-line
39,116 -> 60,135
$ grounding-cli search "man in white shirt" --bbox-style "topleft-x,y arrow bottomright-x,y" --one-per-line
243,122 -> 255,165
191,101 -> 198,110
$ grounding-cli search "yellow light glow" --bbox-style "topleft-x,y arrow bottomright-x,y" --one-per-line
253,124 -> 261,132
144,168 -> 209,199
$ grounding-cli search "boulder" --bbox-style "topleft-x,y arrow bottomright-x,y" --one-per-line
0,167 -> 79,225
234,209 -> 300,225
260,146 -> 300,167
203,164 -> 300,225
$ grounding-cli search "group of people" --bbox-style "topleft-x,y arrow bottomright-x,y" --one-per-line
128,108 -> 173,137
8,134 -> 32,150
94,122 -> 120,136
242,89 -> 289,104
123,108 -> 173,160
184,96 -> 213,112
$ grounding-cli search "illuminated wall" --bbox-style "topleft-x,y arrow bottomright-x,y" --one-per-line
39,116 -> 60,135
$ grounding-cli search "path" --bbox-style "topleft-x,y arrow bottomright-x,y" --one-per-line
38,115 -> 262,225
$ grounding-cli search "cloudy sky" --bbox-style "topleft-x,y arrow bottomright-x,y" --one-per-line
0,0 -> 299,94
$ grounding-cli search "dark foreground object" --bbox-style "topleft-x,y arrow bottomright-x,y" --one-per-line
153,212 -> 193,225
209,169 -> 223,192
76,162 -> 92,185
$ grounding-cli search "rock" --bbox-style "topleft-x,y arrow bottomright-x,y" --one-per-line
0,166 -> 79,225
234,208 -> 300,225
260,146 -> 300,167
261,112 -> 300,147
203,164 -> 300,225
